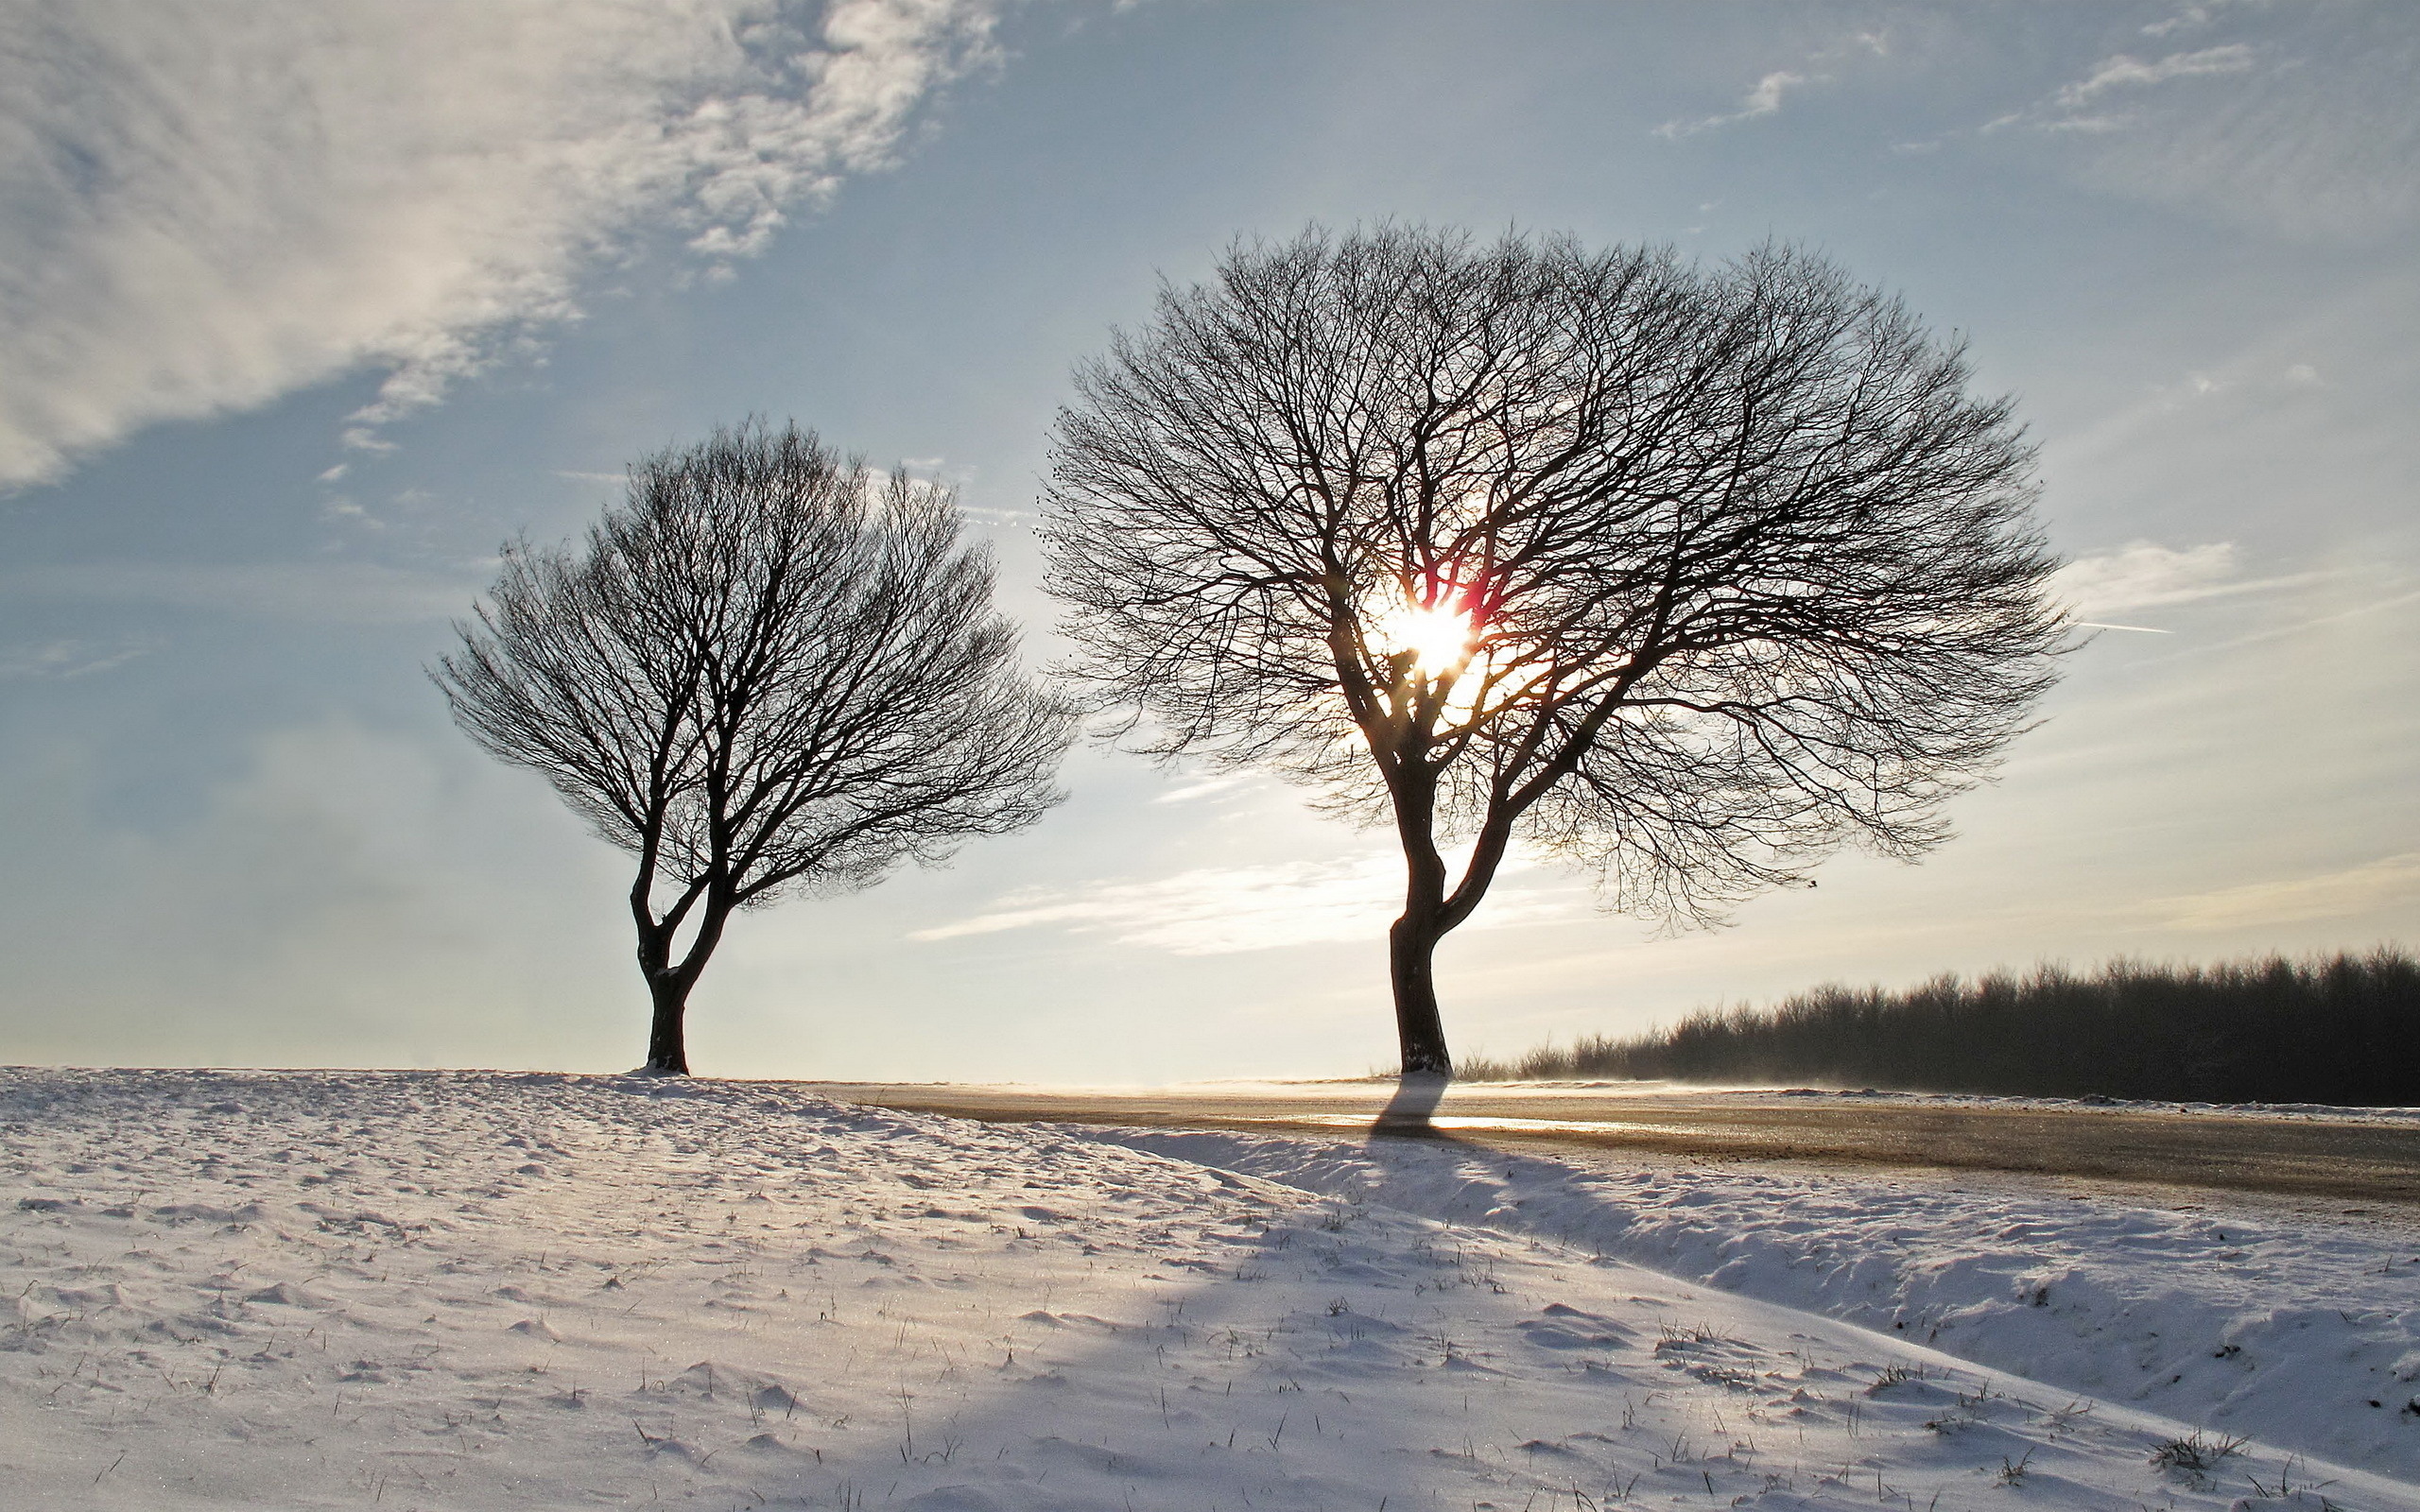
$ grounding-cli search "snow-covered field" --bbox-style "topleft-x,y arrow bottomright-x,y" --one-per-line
1093,1125 -> 2420,1486
3,1070 -> 2412,1511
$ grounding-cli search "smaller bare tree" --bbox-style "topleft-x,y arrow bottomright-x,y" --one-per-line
436,421 -> 1071,1074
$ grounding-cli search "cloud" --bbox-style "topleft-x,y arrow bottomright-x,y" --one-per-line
2141,3 -> 2243,42
0,0 -> 999,487
0,636 -> 153,679
1654,70 -> 1809,141
2048,541 -> 2332,629
1,560 -> 481,624
1979,11 -> 2420,239
1988,43 -> 2257,135
914,854 -> 1403,954
2050,44 -> 2256,110
1154,773 -> 1254,805
2050,541 -> 2242,620
2142,852 -> 2420,932
913,852 -> 1577,955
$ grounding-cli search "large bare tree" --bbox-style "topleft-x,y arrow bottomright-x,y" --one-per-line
437,422 -> 1072,1074
1043,226 -> 2066,1075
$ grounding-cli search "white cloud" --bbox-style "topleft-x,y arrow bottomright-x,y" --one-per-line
2050,541 -> 2344,635
2142,852 -> 2420,932
1154,773 -> 1254,805
2050,44 -> 2256,109
0,0 -> 998,486
913,852 -> 1577,955
914,854 -> 1403,954
1739,71 -> 1802,117
2142,4 -> 2238,41
1654,70 -> 1809,141
2050,541 -> 2243,620
1986,44 -> 2256,136
1981,13 -> 2420,240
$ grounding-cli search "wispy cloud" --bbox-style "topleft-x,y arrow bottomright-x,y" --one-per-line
1987,43 -> 2257,135
1654,70 -> 1810,141
1,560 -> 481,624
1154,773 -> 1255,805
2052,541 -> 2240,620
0,637 -> 155,680
2051,44 -> 2256,110
1979,10 -> 2420,239
0,0 -> 1000,487
2142,852 -> 2420,931
914,853 -> 1577,955
2049,540 -> 2326,628
2142,3 -> 2241,42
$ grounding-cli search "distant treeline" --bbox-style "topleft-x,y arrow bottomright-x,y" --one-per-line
1458,949 -> 2420,1104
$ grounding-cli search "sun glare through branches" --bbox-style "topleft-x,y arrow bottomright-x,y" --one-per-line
1373,596 -> 1478,678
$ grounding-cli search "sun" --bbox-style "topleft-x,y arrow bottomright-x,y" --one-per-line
1375,600 -> 1477,676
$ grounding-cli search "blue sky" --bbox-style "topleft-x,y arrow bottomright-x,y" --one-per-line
1,0 -> 2413,1080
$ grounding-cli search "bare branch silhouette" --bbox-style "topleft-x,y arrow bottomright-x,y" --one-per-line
438,421 -> 1071,1074
1044,225 -> 2065,1074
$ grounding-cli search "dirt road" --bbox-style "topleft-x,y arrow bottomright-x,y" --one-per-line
801,1079 -> 2420,1206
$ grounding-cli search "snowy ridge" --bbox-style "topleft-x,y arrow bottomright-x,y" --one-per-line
1085,1124 -> 2420,1485
1,1069 -> 2410,1510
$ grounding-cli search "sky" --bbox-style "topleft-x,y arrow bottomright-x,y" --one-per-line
0,0 -> 2413,1083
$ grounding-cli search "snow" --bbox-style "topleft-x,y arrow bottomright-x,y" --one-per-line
2,1069 -> 2412,1511
1087,1125 -> 2420,1486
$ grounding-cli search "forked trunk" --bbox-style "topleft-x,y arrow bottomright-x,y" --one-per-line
1389,912 -> 1453,1075
633,887 -> 731,1077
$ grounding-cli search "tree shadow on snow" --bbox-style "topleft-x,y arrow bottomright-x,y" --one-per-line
1371,1071 -> 1448,1132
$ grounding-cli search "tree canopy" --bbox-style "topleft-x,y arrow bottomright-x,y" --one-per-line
1043,226 -> 2065,1074
438,421 -> 1071,1073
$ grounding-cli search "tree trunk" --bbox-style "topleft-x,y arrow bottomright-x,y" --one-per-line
1386,753 -> 1457,1077
633,889 -> 733,1076
1389,912 -> 1453,1075
643,974 -> 691,1074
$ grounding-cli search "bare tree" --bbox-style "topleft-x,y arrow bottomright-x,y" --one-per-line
436,421 -> 1072,1074
1043,226 -> 2066,1075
